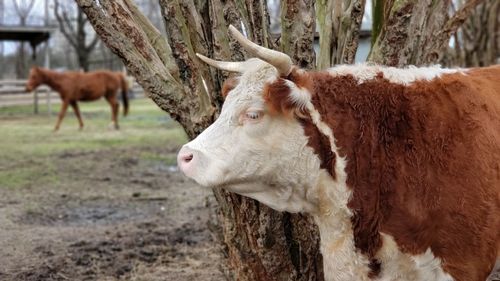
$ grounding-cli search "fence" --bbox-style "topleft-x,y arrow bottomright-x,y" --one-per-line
0,79 -> 145,114
0,79 -> 55,114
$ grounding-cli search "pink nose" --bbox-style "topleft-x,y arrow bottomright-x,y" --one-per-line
177,146 -> 195,174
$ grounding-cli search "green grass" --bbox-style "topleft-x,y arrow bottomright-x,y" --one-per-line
0,98 -> 188,188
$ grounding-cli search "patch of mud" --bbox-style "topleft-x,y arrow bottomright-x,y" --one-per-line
0,146 -> 226,281
11,218 -> 217,281
18,199 -> 167,227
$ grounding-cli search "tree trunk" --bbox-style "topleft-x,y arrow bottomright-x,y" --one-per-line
76,0 -> 483,280
280,0 -> 316,68
77,51 -> 90,72
368,0 -> 484,67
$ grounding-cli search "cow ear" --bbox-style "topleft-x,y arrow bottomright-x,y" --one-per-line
221,77 -> 239,99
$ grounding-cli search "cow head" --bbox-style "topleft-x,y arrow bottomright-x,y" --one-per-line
177,26 -> 325,213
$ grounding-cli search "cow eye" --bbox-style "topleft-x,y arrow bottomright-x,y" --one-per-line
244,111 -> 263,122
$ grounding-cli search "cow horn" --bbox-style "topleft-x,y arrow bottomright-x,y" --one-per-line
196,53 -> 244,73
228,25 -> 293,77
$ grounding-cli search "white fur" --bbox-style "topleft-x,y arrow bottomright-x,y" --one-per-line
313,170 -> 372,281
327,64 -> 465,85
287,80 -> 310,110
411,249 -> 454,281
375,234 -> 455,281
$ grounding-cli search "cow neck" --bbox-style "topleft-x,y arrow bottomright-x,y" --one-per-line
288,72 -> 376,280
294,71 -> 394,278
311,169 -> 373,281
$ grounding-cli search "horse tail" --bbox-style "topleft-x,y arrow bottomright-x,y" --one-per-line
119,73 -> 129,116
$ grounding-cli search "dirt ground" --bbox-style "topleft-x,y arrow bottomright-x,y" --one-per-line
0,100 -> 227,281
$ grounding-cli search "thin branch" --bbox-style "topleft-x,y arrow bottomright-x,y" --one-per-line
12,0 -> 35,23
24,0 -> 36,18
54,0 -> 78,48
443,0 -> 485,37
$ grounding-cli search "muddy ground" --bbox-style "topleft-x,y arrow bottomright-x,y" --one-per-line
0,146 -> 227,281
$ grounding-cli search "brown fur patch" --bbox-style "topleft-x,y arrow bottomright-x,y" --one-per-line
299,118 -> 337,180
291,66 -> 500,281
264,68 -> 314,117
221,77 -> 239,99
263,78 -> 295,116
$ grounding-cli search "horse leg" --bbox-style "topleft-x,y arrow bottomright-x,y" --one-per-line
70,101 -> 84,130
106,96 -> 119,130
54,101 -> 69,132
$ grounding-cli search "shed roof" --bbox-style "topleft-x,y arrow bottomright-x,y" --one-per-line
0,25 -> 57,47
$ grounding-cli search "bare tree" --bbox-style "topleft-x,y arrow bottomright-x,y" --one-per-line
442,0 -> 500,67
54,0 -> 99,71
75,0 -> 483,280
13,0 -> 35,78
13,0 -> 35,25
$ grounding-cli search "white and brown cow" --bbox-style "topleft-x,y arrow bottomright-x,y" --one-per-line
177,25 -> 500,281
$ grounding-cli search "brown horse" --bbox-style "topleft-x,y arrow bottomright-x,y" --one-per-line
25,66 -> 129,131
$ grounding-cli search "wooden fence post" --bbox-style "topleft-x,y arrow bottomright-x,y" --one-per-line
46,90 -> 51,116
33,90 -> 38,114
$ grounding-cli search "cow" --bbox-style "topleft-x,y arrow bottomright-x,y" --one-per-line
177,25 -> 500,281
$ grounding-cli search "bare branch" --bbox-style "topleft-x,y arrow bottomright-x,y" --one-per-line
443,0 -> 484,37
24,0 -> 35,18
317,0 -> 366,68
123,0 -> 179,79
13,0 -> 35,24
54,0 -> 78,48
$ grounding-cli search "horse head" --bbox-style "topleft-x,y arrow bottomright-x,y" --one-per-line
25,66 -> 45,92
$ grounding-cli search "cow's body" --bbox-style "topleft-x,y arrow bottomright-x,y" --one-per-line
295,65 -> 500,281
178,26 -> 500,281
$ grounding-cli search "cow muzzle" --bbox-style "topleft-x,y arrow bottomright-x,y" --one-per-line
177,146 -> 196,176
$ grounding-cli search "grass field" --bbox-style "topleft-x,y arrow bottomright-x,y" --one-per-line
0,98 -> 187,189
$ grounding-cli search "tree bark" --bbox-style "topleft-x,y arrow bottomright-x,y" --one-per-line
368,0 -> 484,66
280,0 -> 316,68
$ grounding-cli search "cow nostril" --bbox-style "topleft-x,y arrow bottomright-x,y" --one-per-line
182,153 -> 194,163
